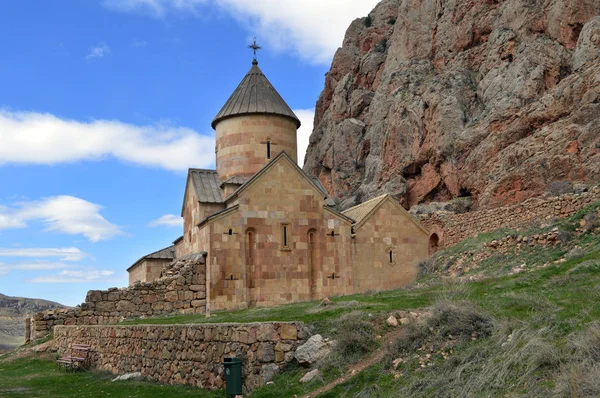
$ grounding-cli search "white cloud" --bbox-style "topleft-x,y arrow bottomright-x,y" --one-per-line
0,261 -> 73,276
0,196 -> 123,242
101,0 -> 380,64
293,109 -> 315,167
0,247 -> 87,261
219,1 -> 380,64
149,214 -> 183,228
28,269 -> 115,284
103,0 -> 207,17
85,43 -> 112,61
0,110 -> 215,171
131,39 -> 149,48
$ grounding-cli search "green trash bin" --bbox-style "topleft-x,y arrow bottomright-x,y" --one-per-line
223,356 -> 243,396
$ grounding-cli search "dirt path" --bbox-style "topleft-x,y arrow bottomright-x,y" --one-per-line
302,328 -> 404,398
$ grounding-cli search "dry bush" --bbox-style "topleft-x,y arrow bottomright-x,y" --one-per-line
456,326 -> 561,396
553,322 -> 600,397
385,300 -> 493,367
566,246 -> 588,261
332,311 -> 378,363
554,363 -> 600,398
427,300 -> 493,343
582,211 -> 600,233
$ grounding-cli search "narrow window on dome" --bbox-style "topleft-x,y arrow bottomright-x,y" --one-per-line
267,140 -> 271,159
389,251 -> 393,263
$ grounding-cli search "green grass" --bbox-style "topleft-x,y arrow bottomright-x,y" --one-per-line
0,354 -> 226,398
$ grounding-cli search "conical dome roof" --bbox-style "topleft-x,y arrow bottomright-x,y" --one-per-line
211,60 -> 301,129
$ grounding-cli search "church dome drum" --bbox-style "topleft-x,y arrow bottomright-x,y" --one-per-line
212,59 -> 300,181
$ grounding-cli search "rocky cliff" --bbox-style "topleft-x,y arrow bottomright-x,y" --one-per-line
304,0 -> 600,210
0,293 -> 62,352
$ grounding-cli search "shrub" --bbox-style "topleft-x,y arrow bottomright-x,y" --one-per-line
565,246 -> 587,261
583,211 -> 600,233
364,15 -> 372,28
554,363 -> 600,398
554,322 -> 600,397
332,311 -> 378,363
427,300 -> 494,342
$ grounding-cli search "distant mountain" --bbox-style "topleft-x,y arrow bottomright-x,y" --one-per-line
0,293 -> 64,352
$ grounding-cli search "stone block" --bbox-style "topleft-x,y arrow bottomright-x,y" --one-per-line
257,324 -> 275,341
191,300 -> 205,308
96,301 -> 116,312
107,292 -> 120,302
116,300 -> 135,312
86,290 -> 103,302
164,291 -> 179,302
257,343 -> 275,363
280,324 -> 297,340
143,294 -> 157,304
189,285 -> 205,292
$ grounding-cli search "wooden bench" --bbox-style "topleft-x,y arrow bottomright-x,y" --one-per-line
57,344 -> 91,371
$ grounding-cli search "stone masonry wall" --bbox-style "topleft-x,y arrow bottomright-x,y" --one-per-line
32,253 -> 207,339
54,322 -> 307,393
420,187 -> 600,248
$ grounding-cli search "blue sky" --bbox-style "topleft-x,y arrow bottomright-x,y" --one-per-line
0,0 -> 379,306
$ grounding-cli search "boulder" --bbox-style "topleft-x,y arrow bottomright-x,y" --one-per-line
295,334 -> 335,366
300,369 -> 321,383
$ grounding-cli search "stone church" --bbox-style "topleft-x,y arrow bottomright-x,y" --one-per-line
128,57 -> 430,312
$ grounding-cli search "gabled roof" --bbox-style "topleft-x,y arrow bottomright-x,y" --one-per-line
181,169 -> 224,216
189,169 -> 224,203
211,60 -> 301,129
127,245 -> 176,272
343,195 -> 388,227
225,151 -> 333,205
342,194 -> 429,235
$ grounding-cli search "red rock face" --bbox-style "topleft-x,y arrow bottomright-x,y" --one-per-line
303,0 -> 600,210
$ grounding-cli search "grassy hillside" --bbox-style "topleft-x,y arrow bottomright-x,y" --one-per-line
2,202 -> 600,397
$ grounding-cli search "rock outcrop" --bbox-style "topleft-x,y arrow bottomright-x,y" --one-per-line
304,0 -> 600,211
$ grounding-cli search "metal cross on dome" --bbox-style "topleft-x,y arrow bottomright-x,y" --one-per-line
248,37 -> 262,60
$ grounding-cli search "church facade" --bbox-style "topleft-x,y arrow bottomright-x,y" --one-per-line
128,59 -> 430,312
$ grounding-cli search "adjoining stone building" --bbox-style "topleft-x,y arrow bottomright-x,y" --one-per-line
127,245 -> 175,286
128,58 -> 430,312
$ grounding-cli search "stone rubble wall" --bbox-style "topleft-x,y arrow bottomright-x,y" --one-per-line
420,187 -> 600,248
54,322 -> 307,393
32,253 -> 207,339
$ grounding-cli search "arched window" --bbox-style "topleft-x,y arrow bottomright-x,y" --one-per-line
246,229 -> 255,265
429,233 -> 440,254
228,228 -> 233,236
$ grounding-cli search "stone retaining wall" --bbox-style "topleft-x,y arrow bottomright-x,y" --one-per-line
54,322 -> 307,393
420,187 -> 600,248
33,253 -> 207,338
